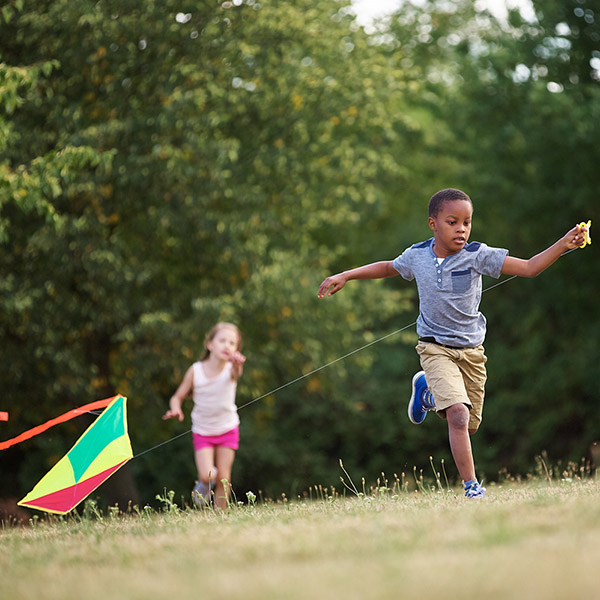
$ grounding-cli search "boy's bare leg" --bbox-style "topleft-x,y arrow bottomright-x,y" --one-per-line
446,403 -> 476,483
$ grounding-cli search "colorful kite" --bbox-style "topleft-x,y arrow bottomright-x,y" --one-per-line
18,394 -> 133,514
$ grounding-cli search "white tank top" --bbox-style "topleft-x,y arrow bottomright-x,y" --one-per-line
190,361 -> 240,436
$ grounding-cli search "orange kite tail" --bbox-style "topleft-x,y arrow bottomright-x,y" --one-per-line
0,396 -> 116,451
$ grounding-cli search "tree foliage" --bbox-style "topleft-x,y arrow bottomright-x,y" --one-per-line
0,0 -> 424,502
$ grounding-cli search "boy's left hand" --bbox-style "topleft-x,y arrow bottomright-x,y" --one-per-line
564,223 -> 588,249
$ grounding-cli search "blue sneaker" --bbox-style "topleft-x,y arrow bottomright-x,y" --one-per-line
192,481 -> 210,508
408,371 -> 436,424
464,480 -> 486,499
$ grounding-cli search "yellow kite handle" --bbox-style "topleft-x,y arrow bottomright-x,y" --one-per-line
577,220 -> 591,248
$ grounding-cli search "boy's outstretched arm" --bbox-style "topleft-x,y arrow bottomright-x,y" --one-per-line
318,260 -> 398,297
501,224 -> 588,278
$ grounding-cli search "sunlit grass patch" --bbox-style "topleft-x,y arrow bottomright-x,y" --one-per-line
1,462 -> 599,600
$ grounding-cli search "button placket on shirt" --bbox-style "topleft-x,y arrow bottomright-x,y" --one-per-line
435,257 -> 443,288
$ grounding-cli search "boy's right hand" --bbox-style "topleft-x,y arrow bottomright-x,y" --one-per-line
318,273 -> 347,298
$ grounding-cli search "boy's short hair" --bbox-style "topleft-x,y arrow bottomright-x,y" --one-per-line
429,188 -> 472,217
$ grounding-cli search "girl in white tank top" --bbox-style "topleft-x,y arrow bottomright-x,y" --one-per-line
163,322 -> 245,509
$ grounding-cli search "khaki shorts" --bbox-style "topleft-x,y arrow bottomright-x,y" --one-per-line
416,341 -> 487,432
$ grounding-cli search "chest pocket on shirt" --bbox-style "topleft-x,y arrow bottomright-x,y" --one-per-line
451,269 -> 472,293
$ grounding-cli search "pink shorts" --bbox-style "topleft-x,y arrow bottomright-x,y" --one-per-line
193,427 -> 239,451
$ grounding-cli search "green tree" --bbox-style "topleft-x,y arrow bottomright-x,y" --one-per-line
1,0 -> 429,504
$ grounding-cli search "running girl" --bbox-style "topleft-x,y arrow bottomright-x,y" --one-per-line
163,322 -> 246,509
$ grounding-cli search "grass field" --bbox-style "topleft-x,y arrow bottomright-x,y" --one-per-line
2,473 -> 599,600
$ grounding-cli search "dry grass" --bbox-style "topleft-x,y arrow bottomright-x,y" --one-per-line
2,476 -> 600,600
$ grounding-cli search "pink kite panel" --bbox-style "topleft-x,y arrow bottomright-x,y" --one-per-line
19,460 -> 129,514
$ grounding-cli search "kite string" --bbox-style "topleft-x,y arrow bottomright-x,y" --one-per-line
134,429 -> 192,459
132,321 -> 418,459
133,246 -> 581,459
236,320 -> 417,411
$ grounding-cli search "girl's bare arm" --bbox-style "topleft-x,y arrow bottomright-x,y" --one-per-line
162,365 -> 194,421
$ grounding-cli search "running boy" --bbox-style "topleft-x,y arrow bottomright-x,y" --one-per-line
318,188 -> 588,498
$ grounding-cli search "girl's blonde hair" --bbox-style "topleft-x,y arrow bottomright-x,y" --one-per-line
200,322 -> 243,380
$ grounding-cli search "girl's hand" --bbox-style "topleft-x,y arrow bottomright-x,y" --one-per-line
229,351 -> 246,366
162,406 -> 184,422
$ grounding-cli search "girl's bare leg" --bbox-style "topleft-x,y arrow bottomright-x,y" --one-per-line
214,446 -> 236,510
194,447 -> 218,485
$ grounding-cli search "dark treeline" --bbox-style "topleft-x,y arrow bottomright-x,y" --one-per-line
1,0 -> 598,508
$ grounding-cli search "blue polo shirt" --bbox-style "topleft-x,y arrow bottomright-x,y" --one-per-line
392,238 -> 508,348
